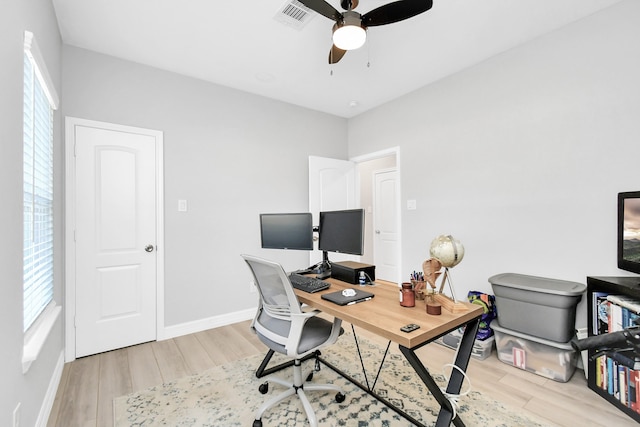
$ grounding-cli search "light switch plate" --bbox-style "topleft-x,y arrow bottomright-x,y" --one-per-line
178,199 -> 188,212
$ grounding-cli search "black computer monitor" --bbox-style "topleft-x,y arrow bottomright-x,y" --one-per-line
259,213 -> 313,250
618,191 -> 640,275
318,209 -> 365,256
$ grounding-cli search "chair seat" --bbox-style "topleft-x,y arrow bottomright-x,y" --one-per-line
256,312 -> 343,355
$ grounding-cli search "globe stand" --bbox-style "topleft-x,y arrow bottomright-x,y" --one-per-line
432,268 -> 469,313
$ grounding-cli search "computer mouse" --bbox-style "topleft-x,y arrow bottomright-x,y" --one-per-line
342,289 -> 356,297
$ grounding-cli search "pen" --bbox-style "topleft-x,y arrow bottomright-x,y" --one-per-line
347,297 -> 372,306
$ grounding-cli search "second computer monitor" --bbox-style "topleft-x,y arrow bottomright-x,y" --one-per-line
260,212 -> 313,250
318,209 -> 365,256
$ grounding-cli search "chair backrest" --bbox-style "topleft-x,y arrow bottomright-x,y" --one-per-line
242,254 -> 341,358
241,254 -> 303,321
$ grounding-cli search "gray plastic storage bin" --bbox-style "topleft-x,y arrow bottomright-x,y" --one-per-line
489,273 -> 585,343
492,320 -> 578,382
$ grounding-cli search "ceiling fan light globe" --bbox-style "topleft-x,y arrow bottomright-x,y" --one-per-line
333,25 -> 366,50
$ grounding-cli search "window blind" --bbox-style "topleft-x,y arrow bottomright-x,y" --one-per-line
23,32 -> 56,332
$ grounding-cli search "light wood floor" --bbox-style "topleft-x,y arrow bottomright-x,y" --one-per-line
47,319 -> 637,427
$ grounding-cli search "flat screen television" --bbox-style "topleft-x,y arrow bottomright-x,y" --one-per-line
618,191 -> 640,274
260,213 -> 313,250
318,209 -> 365,256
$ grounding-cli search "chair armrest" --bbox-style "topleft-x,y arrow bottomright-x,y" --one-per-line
286,310 -> 322,349
285,310 -> 341,358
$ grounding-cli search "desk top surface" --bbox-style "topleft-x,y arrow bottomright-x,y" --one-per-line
295,278 -> 482,348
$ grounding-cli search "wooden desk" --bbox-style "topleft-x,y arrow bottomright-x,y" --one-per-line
258,277 -> 482,427
295,278 -> 482,349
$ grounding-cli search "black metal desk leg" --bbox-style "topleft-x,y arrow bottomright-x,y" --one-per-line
399,317 -> 480,427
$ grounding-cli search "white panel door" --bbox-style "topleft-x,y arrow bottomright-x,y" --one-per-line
74,123 -> 158,358
373,169 -> 399,282
308,156 -> 357,266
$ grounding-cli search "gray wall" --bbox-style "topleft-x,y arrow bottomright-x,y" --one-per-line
61,46 -> 348,326
348,0 -> 640,326
0,1 -> 64,426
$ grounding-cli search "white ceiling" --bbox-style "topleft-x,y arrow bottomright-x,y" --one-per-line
52,0 -> 622,118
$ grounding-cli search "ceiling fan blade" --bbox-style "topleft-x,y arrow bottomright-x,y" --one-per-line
362,0 -> 433,27
329,45 -> 347,64
298,0 -> 342,22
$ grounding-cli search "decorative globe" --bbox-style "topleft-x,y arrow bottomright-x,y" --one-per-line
429,235 -> 465,268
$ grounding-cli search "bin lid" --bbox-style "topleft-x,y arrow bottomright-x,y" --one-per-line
489,273 -> 586,296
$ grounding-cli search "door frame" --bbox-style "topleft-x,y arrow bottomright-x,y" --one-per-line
64,117 -> 165,363
350,147 -> 402,284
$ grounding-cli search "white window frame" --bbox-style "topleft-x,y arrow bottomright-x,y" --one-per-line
22,30 -> 61,373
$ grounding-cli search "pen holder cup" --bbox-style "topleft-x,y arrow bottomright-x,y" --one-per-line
411,280 -> 427,300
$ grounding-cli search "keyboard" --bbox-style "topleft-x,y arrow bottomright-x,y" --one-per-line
289,273 -> 330,293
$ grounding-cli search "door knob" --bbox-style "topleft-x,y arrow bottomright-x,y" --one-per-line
375,230 -> 381,234
145,244 -> 154,252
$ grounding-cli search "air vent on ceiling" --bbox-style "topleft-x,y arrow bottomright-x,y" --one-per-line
274,0 -> 316,31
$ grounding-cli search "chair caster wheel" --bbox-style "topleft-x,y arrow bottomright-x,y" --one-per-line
258,382 -> 268,394
253,419 -> 263,427
306,372 -> 314,381
335,392 -> 346,403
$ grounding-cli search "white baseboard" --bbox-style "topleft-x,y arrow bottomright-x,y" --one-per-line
36,350 -> 64,427
161,307 -> 257,340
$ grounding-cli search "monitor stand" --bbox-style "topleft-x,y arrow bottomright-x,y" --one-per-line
313,251 -> 332,279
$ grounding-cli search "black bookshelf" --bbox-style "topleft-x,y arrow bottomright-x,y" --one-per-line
586,276 -> 640,423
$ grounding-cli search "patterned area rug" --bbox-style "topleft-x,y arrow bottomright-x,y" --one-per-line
114,332 -> 553,426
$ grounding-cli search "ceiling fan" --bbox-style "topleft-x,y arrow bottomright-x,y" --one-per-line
298,0 -> 434,64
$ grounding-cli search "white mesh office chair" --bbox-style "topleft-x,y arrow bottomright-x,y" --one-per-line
241,254 -> 345,427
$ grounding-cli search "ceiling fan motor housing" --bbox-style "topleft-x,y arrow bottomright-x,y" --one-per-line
340,10 -> 365,29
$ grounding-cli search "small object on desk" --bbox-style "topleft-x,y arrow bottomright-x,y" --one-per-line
422,259 -> 442,290
411,271 -> 427,300
321,288 -> 375,306
289,273 -> 330,293
426,302 -> 442,315
399,282 -> 415,307
401,323 -> 420,333
342,289 -> 357,297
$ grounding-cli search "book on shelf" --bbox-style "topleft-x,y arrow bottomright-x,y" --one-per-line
609,302 -> 624,333
621,365 -> 628,406
627,370 -> 640,412
593,291 -> 610,335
